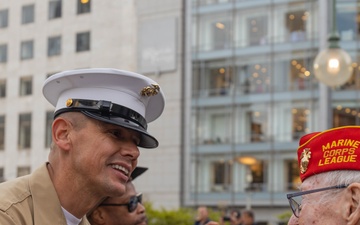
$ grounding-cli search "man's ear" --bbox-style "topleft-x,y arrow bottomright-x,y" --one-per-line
88,209 -> 106,225
52,117 -> 72,151
346,183 -> 360,224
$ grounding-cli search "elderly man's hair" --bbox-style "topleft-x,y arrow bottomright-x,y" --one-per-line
307,170 -> 360,204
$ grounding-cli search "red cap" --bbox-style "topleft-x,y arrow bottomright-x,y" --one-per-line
297,126 -> 360,182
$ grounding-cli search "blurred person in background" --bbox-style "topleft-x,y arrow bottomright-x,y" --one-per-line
194,206 -> 211,225
219,209 -> 242,225
287,126 -> 360,225
241,210 -> 255,225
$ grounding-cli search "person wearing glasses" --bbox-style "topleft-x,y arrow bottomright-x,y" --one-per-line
286,126 -> 360,225
0,68 -> 165,225
88,167 -> 148,225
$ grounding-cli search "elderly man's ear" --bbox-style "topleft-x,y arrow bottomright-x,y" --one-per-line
344,183 -> 360,224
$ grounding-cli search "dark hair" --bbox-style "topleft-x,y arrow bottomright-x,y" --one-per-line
231,209 -> 241,219
242,210 -> 254,219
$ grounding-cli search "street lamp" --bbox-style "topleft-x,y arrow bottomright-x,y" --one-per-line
313,0 -> 353,87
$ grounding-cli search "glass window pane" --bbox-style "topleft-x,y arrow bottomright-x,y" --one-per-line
19,77 -> 33,96
0,115 -> 4,150
17,166 -> 30,177
20,40 -> 34,60
285,160 -> 300,191
0,80 -> 5,98
286,10 -> 307,42
0,9 -> 8,28
48,36 -> 61,56
18,113 -> 32,149
292,107 -> 310,140
76,31 -> 90,52
247,15 -> 268,46
22,5 -> 35,24
0,44 -> 7,62
333,105 -> 360,127
45,111 -> 53,148
49,0 -> 62,19
77,0 -> 91,14
211,161 -> 232,192
244,159 -> 266,192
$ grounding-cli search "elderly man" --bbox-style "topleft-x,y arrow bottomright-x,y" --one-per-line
0,68 -> 165,225
287,126 -> 360,225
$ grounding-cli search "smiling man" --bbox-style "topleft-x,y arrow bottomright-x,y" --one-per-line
0,68 -> 165,225
287,126 -> 360,225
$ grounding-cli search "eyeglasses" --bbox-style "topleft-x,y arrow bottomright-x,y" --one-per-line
286,184 -> 349,218
100,193 -> 142,213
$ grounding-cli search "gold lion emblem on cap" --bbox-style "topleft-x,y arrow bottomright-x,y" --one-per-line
141,84 -> 160,96
300,148 -> 311,174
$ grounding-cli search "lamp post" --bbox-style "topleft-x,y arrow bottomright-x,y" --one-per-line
313,0 -> 353,130
313,0 -> 353,87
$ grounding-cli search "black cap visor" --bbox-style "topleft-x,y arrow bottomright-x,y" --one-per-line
54,99 -> 158,148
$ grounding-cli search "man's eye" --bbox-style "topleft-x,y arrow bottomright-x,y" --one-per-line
133,136 -> 141,146
110,130 -> 122,138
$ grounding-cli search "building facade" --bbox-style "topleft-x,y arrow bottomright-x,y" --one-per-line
187,0 -> 360,223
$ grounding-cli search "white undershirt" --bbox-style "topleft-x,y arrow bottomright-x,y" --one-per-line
61,207 -> 82,225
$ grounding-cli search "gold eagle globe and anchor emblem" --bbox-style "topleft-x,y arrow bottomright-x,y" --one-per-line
300,148 -> 311,174
140,84 -> 160,96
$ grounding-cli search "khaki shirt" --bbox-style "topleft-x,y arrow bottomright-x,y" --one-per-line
0,163 -> 90,225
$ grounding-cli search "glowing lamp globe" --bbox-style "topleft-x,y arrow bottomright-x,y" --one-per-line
313,48 -> 353,87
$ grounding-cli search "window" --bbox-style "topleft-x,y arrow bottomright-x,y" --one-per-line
0,167 -> 4,182
286,10 -> 307,42
0,79 -> 5,97
0,115 -> 4,150
48,36 -> 61,56
0,44 -> 7,62
45,111 -> 53,148
0,9 -> 8,28
247,16 -> 268,45
246,110 -> 267,142
209,66 -> 233,96
49,0 -> 62,19
17,166 -> 30,177
18,113 -> 31,149
289,58 -> 312,91
19,77 -> 32,96
292,108 -> 309,140
244,159 -> 266,192
76,31 -> 90,52
333,106 -> 360,127
212,21 -> 231,50
22,4 -> 35,24
20,40 -> 34,60
285,160 -> 300,190
77,0 -> 91,14
211,161 -> 232,192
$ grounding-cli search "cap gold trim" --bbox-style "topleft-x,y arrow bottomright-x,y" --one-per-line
66,98 -> 73,107
140,84 -> 160,96
300,148 -> 311,174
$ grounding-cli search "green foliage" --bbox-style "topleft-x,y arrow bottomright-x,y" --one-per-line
144,202 -> 223,225
277,210 -> 292,223
144,202 -> 195,225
